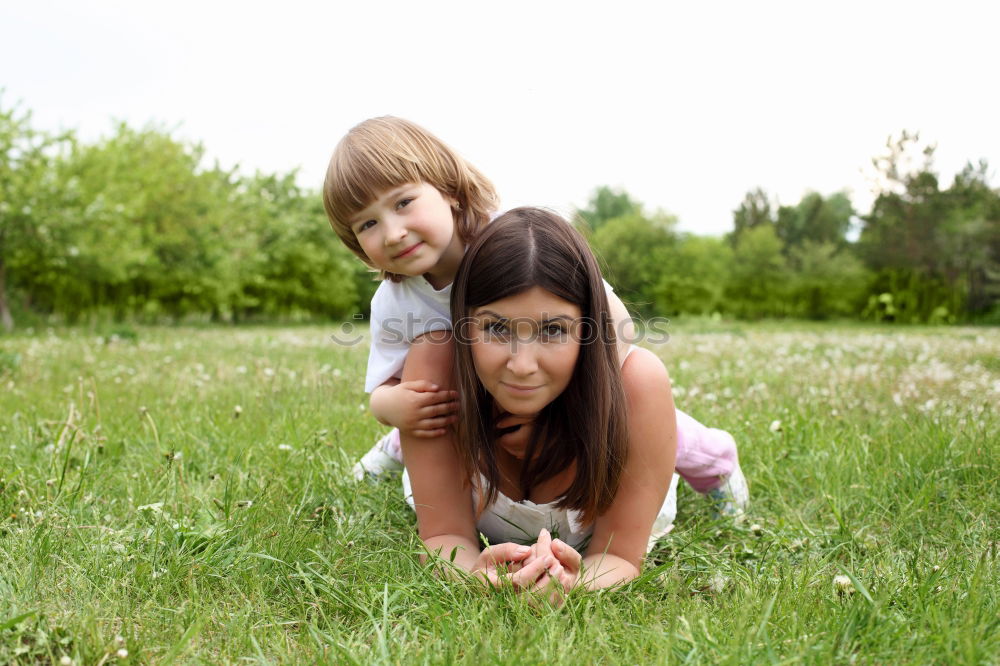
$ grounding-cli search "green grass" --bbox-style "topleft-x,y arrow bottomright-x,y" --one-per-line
1,322 -> 997,664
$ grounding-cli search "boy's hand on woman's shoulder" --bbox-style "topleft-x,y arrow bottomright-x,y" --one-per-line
371,380 -> 459,438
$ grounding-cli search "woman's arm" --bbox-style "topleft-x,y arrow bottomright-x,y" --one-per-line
396,330 -> 482,571
582,346 -> 677,589
606,290 -> 637,366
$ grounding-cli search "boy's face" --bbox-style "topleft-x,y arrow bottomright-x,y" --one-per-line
349,182 -> 464,286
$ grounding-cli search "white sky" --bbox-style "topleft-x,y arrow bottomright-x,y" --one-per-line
2,0 -> 998,235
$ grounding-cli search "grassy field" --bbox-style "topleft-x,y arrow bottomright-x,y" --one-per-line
1,321 -> 998,664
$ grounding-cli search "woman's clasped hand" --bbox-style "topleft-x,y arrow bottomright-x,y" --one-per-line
471,528 -> 582,607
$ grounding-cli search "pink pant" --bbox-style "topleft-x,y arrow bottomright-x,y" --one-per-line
673,408 -> 738,493
377,407 -> 737,493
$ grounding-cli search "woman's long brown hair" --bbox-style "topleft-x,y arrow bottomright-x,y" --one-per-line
450,207 -> 629,525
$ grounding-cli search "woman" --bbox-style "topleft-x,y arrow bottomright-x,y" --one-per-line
401,207 -> 678,596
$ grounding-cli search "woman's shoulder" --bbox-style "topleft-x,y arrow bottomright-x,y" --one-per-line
620,346 -> 670,388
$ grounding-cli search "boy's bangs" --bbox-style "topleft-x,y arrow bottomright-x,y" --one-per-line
327,153 -> 413,225
327,130 -> 444,225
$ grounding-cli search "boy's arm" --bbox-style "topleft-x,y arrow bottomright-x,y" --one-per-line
369,378 -> 400,425
369,377 -> 459,438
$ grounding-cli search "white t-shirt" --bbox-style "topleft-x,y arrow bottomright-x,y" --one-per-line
365,276 -> 453,392
364,276 -> 615,393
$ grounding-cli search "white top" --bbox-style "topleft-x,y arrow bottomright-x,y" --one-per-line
365,276 -> 453,392
365,276 -> 615,393
402,467 -> 677,554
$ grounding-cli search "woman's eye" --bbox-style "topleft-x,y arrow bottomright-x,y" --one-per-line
483,321 -> 509,340
541,324 -> 567,340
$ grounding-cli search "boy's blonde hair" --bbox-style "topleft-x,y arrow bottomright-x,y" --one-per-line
323,116 -> 499,282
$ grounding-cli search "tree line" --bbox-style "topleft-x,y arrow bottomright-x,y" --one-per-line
1,99 -> 375,330
2,99 -> 998,330
582,133 -> 1000,323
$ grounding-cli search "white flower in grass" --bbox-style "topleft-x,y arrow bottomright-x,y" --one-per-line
833,575 -> 854,596
233,405 -> 243,417
278,444 -> 293,452
116,648 -> 129,659
750,523 -> 763,536
708,573 -> 729,594
769,420 -> 782,432
60,656 -> 73,666
115,635 -> 125,646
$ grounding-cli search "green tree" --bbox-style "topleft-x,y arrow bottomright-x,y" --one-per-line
232,172 -> 361,320
652,235 -> 732,315
588,211 -> 677,316
0,96 -> 72,330
787,241 -> 870,319
859,132 -> 1000,321
724,224 -> 790,318
941,161 -> 1000,317
730,187 -> 775,245
575,186 -> 643,233
50,123 -> 233,320
775,191 -> 854,250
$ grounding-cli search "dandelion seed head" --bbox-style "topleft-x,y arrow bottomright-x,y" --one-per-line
834,575 -> 854,595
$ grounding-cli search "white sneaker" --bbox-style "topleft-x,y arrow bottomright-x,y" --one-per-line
352,431 -> 404,480
707,459 -> 749,517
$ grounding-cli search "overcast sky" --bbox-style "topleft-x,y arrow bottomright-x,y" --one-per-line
3,0 -> 998,235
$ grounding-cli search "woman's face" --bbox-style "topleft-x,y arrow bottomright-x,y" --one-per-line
470,286 -> 582,417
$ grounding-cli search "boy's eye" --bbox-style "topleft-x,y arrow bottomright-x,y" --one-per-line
355,219 -> 376,234
396,198 -> 413,210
